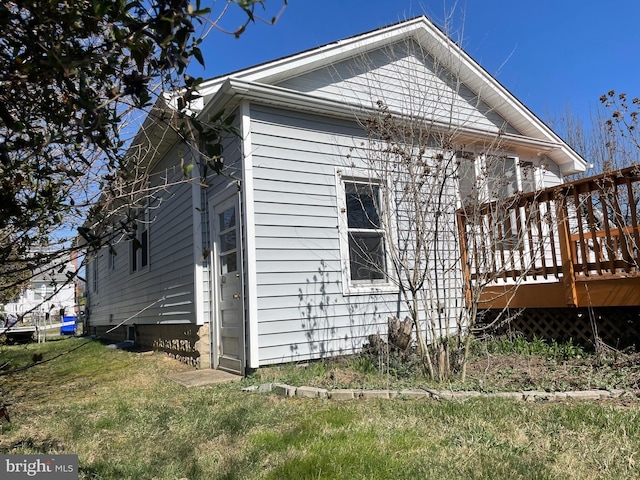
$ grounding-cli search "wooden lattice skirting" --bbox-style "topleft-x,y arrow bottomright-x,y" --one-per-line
477,307 -> 640,350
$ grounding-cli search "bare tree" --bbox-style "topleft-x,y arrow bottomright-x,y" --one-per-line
0,1 -> 286,328
335,24 -> 549,380
351,99 -> 548,381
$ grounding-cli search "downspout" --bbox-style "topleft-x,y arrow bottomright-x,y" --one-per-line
190,143 -> 208,365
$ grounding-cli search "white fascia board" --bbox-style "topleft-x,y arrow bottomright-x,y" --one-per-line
197,17 -> 428,97
201,78 -> 567,154
201,79 -> 585,176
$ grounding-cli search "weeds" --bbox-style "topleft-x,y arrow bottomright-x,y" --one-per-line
253,336 -> 638,393
474,335 -> 586,361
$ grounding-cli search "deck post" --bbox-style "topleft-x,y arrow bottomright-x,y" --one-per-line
456,211 -> 472,306
555,197 -> 578,307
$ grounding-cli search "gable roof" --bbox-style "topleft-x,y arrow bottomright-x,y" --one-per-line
194,16 -> 586,174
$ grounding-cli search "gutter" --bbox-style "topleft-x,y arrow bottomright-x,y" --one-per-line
198,78 -> 575,164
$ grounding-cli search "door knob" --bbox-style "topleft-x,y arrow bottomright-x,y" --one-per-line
233,294 -> 240,299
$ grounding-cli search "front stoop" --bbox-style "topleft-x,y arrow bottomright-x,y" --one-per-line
166,369 -> 240,387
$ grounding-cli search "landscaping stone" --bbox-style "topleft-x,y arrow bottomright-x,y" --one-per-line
273,383 -> 297,397
399,389 -> 429,400
423,388 -> 441,399
609,389 -> 626,398
243,383 -> 640,404
296,386 -> 329,399
449,391 -> 482,401
360,389 -> 392,400
523,390 -> 553,402
330,389 -> 357,400
489,392 -> 523,400
565,390 -> 607,401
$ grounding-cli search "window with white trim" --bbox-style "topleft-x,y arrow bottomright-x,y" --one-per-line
487,156 -> 537,248
458,153 -> 538,204
338,176 -> 390,290
108,244 -> 116,272
459,154 -> 540,248
92,256 -> 98,293
34,282 -> 55,301
130,207 -> 149,273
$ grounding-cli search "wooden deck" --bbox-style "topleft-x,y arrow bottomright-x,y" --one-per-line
458,165 -> 640,309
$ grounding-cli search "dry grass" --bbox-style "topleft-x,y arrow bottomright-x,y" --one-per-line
1,337 -> 640,479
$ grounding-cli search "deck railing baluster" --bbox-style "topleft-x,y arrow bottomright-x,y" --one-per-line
609,180 -> 633,272
585,187 -> 602,275
596,179 -> 617,274
546,196 -> 560,277
625,176 -> 640,271
534,197 -> 548,279
456,165 -> 640,310
573,185 -> 589,275
524,201 -> 537,279
514,200 -> 527,278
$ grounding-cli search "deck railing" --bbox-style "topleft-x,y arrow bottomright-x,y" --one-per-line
457,165 -> 640,307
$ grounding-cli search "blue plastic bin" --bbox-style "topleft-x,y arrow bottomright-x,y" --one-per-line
60,316 -> 77,335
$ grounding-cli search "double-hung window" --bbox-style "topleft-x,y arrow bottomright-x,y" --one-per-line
108,244 -> 116,272
338,174 -> 391,292
130,207 -> 149,273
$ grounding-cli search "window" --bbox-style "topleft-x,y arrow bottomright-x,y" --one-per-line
130,207 -> 149,273
488,156 -> 538,199
108,245 -> 116,271
487,156 -> 519,200
34,282 -> 55,301
458,155 -> 539,248
458,154 -> 538,203
338,175 -> 390,291
457,151 -> 479,205
218,206 -> 238,275
519,161 -> 536,193
92,256 -> 98,293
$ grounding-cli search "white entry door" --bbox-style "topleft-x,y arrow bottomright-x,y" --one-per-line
212,193 -> 245,374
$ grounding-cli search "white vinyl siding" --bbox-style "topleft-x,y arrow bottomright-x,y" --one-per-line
276,40 -> 519,135
249,104 -> 411,364
203,113 -> 244,329
87,144 -> 198,327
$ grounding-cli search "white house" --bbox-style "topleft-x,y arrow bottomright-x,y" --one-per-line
85,16 -> 586,374
2,251 -> 78,324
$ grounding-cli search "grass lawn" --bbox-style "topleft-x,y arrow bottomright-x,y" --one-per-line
1,337 -> 640,479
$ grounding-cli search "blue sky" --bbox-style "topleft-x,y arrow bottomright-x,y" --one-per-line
188,1 -> 640,127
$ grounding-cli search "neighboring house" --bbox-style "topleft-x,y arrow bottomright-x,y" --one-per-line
2,251 -> 78,324
85,16 -> 586,373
